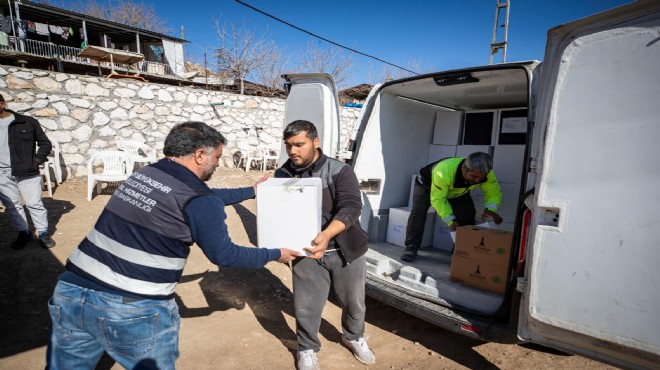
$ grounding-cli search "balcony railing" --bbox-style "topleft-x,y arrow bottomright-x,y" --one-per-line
1,37 -> 174,77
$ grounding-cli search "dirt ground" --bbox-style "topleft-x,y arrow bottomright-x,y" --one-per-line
0,168 -> 618,370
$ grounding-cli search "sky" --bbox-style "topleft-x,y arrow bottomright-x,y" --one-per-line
66,0 -> 634,87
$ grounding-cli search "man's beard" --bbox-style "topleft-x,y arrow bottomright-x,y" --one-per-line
200,168 -> 214,182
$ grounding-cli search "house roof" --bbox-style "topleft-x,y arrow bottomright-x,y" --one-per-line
5,0 -> 188,44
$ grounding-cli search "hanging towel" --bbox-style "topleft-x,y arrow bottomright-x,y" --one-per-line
35,22 -> 49,35
0,31 -> 9,47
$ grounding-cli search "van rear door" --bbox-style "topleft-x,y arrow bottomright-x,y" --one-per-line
520,2 -> 660,368
282,73 -> 341,159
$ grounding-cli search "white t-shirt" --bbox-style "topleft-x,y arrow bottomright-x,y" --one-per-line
0,114 -> 15,168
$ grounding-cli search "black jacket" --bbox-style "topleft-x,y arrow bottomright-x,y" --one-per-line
5,109 -> 52,176
275,150 -> 368,264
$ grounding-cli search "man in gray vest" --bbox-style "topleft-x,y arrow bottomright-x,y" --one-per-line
275,120 -> 375,370
46,121 -> 299,370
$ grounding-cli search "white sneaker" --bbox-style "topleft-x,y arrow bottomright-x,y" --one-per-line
342,336 -> 376,365
297,349 -> 320,370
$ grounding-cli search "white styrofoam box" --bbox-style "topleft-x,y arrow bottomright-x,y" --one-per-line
456,145 -> 493,158
386,207 -> 435,248
495,182 -> 520,224
432,217 -> 454,251
493,145 -> 526,184
427,144 -> 457,165
433,110 -> 463,145
256,178 -> 322,255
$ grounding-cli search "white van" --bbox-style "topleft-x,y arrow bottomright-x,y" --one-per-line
281,1 -> 659,369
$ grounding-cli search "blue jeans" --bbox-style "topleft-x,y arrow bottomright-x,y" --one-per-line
46,281 -> 180,370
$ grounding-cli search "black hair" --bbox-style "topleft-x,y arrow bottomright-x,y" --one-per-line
163,121 -> 227,157
283,120 -> 318,140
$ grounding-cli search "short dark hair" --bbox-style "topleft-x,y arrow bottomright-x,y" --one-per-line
283,120 -> 318,140
163,121 -> 227,157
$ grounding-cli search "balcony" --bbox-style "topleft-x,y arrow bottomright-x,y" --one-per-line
0,37 -> 174,78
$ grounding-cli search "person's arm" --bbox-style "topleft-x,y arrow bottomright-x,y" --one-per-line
185,195 -> 297,266
304,166 -> 362,259
479,170 -> 503,224
33,118 -> 52,164
430,168 -> 456,228
210,175 -> 269,205
210,187 -> 255,206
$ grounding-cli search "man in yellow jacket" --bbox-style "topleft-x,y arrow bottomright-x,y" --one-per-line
400,152 -> 503,261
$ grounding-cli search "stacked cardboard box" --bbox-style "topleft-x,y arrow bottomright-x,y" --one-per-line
449,226 -> 513,294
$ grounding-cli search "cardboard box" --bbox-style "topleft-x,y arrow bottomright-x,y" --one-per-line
386,207 -> 435,247
449,255 -> 508,294
256,178 -> 322,255
453,226 -> 513,267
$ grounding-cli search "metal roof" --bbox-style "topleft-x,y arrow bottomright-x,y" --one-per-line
3,0 -> 188,44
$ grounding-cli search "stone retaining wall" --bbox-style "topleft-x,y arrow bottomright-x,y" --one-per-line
0,64 -> 361,178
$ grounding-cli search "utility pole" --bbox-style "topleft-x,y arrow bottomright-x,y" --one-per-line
489,0 -> 510,64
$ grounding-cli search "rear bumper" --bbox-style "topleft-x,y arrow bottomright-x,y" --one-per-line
366,276 -> 521,344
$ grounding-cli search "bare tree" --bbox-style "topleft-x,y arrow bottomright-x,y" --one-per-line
214,19 -> 273,95
251,43 -> 290,96
297,42 -> 354,89
70,0 -> 170,34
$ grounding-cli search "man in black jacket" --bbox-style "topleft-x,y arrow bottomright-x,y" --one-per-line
0,93 -> 55,249
275,120 -> 375,370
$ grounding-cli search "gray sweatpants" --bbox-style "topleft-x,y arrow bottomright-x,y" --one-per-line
0,167 -> 49,233
293,251 -> 366,352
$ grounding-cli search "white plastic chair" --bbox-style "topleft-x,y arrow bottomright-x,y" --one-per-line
87,150 -> 131,201
117,140 -> 157,171
262,142 -> 280,171
245,146 -> 265,172
234,142 -> 250,169
46,136 -> 62,184
39,162 -> 53,197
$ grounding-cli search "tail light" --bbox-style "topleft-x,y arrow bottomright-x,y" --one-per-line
516,208 -> 532,277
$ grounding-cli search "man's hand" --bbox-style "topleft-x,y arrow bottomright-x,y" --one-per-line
277,248 -> 300,263
449,222 -> 458,232
303,231 -> 331,259
481,210 -> 503,224
253,174 -> 269,194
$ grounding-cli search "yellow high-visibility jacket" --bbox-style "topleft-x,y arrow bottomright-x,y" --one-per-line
430,157 -> 502,226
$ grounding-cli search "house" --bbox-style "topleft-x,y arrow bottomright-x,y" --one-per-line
0,0 -> 189,82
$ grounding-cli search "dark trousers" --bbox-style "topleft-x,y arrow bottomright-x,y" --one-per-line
404,179 -> 476,249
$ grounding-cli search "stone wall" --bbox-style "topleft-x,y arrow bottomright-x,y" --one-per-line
0,64 -> 361,178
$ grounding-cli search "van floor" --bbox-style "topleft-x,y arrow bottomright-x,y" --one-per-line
366,242 -> 504,315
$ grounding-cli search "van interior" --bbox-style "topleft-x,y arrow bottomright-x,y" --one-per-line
352,65 -> 533,316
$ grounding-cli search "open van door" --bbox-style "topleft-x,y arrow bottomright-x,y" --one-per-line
282,73 -> 341,162
520,1 -> 660,368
